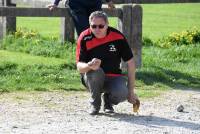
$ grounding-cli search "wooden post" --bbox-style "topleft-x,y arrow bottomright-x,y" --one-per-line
2,0 -> 16,37
0,0 -> 3,39
131,4 -> 142,67
117,4 -> 142,69
117,5 -> 132,71
60,11 -> 75,43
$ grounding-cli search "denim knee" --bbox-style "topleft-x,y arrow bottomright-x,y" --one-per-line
85,68 -> 105,82
110,88 -> 128,105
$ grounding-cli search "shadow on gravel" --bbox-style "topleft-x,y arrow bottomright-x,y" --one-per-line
100,113 -> 200,130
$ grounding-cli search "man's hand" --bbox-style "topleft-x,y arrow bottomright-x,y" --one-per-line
87,58 -> 101,71
47,4 -> 57,11
107,1 -> 115,9
128,92 -> 140,113
127,91 -> 139,104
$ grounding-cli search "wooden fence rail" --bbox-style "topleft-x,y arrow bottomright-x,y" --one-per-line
0,4 -> 142,68
0,7 -> 123,17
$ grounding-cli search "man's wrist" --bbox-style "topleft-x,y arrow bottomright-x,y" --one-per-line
87,62 -> 93,70
128,87 -> 135,94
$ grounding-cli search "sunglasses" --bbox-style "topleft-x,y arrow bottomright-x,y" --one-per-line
90,24 -> 105,29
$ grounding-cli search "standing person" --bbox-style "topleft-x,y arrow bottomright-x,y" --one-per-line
76,11 -> 139,115
48,0 -> 115,36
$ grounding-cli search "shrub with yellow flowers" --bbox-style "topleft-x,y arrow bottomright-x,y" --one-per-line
156,27 -> 200,48
14,28 -> 39,39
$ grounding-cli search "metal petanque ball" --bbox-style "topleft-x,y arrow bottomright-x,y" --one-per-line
177,105 -> 184,112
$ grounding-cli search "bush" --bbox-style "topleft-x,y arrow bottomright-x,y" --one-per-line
142,37 -> 155,47
156,27 -> 200,48
14,27 -> 40,39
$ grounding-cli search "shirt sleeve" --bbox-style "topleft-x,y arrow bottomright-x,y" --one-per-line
120,39 -> 133,62
76,35 -> 88,63
54,0 -> 60,6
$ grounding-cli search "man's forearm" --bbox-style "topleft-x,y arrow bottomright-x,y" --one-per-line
127,58 -> 136,94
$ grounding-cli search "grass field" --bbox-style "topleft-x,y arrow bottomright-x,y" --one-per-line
142,3 -> 200,40
17,3 -> 200,40
139,45 -> 200,88
0,50 -> 82,91
0,49 -> 166,97
1,40 -> 200,96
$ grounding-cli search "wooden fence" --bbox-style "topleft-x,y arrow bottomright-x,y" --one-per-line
0,2 -> 142,68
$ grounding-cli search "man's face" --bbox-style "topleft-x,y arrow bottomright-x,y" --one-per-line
90,17 -> 108,39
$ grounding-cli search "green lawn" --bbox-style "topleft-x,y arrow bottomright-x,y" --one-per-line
0,49 -> 167,97
17,17 -> 60,38
1,41 -> 200,95
142,3 -> 200,40
0,50 -> 82,92
138,45 -> 200,89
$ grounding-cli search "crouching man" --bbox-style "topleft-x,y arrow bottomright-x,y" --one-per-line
76,11 -> 138,115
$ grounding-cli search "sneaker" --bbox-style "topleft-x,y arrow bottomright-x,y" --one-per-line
104,105 -> 114,113
103,93 -> 114,113
89,106 -> 99,115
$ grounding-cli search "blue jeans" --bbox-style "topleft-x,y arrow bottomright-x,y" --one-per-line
82,68 -> 128,109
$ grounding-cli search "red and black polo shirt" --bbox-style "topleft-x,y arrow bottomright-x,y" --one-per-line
76,27 -> 133,76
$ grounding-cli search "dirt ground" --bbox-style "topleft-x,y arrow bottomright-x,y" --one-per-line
0,88 -> 200,134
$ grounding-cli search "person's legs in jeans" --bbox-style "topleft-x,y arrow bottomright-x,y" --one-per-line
68,2 -> 89,36
83,68 -> 105,114
103,76 -> 128,113
68,1 -> 102,36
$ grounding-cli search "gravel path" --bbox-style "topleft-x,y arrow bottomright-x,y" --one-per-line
0,89 -> 200,134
